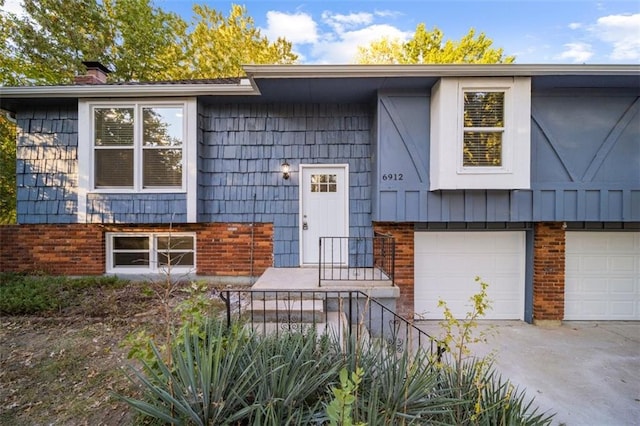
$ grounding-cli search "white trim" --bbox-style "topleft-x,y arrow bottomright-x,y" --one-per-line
185,99 -> 197,222
243,64 -> 640,79
105,232 -> 196,274
430,77 -> 531,190
77,100 -> 90,223
0,80 -> 256,98
298,163 -> 350,266
78,98 -> 197,222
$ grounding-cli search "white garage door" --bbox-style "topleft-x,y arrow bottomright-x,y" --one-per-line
414,232 -> 525,320
565,232 -> 640,320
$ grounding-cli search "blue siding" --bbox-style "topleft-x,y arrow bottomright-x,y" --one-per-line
198,102 -> 372,267
86,193 -> 187,223
374,90 -> 640,222
15,106 -> 78,224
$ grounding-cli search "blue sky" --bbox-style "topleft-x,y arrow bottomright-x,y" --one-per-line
5,0 -> 640,64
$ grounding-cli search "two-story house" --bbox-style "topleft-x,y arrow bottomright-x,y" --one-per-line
1,63 -> 638,323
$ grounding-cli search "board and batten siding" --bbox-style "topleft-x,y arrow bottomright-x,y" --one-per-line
374,90 -> 640,222
197,102 -> 373,267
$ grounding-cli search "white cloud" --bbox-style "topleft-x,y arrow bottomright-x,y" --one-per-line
311,24 -> 409,64
556,42 -> 594,63
321,11 -> 374,34
3,0 -> 26,17
591,13 -> 640,61
568,22 -> 582,30
263,11 -> 318,44
374,10 -> 403,19
261,8 -> 410,64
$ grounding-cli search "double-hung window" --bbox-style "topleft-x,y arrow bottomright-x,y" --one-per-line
92,102 -> 185,191
462,91 -> 505,167
107,233 -> 196,273
430,77 -> 531,190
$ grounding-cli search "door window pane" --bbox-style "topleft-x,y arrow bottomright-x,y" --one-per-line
311,174 -> 338,193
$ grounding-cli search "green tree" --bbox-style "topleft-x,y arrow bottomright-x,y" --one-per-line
177,4 -> 296,80
0,114 -> 16,225
356,24 -> 514,64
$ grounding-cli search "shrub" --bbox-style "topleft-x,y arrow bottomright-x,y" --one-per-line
438,358 -> 555,425
121,319 -> 342,425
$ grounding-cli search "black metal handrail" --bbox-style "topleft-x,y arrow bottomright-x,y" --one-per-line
218,289 -> 443,359
318,233 -> 395,286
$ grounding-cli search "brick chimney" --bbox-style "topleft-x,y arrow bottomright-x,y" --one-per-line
74,61 -> 111,84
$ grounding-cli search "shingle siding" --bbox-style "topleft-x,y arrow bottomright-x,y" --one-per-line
15,107 -> 78,224
198,103 -> 373,267
85,193 -> 187,223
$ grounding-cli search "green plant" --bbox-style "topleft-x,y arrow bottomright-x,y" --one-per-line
438,358 -> 554,425
0,273 -> 128,315
121,318 -> 343,425
121,319 -> 256,425
327,367 -> 365,426
436,277 -> 553,425
438,276 -> 495,367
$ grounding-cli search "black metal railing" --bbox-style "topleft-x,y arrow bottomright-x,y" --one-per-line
219,289 -> 442,359
318,233 -> 395,286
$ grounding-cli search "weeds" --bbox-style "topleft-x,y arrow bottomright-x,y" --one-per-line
0,273 -> 129,315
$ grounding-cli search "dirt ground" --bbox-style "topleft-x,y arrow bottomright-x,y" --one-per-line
0,283 -> 198,425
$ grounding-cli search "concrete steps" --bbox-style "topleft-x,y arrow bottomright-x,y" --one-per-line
247,298 -> 325,323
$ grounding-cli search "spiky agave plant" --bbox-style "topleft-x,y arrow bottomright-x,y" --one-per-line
438,358 -> 555,426
119,319 -> 257,425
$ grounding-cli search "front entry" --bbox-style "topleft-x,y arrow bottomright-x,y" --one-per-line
300,165 -> 349,266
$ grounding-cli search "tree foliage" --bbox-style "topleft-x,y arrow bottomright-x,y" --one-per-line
1,1 -> 297,86
176,4 -> 297,80
0,114 -> 16,225
356,24 -> 514,64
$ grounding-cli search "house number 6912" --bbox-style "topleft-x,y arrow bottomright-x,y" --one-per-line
382,173 -> 403,181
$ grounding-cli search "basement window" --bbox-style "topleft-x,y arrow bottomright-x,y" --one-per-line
107,233 -> 195,273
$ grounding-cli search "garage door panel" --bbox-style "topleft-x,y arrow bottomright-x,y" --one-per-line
610,257 -> 636,272
565,232 -> 639,320
414,232 -> 525,320
580,256 -> 609,272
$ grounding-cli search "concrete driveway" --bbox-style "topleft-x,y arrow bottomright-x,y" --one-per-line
417,321 -> 640,426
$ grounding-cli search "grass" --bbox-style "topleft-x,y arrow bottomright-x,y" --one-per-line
0,273 -> 223,425
0,273 -> 130,315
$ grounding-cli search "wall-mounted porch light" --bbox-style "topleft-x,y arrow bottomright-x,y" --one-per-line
281,160 -> 290,180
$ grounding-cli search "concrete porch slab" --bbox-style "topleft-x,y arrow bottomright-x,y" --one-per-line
253,267 -> 400,298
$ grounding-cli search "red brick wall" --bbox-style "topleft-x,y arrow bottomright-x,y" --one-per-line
0,223 -> 273,277
0,224 -> 105,275
533,222 -> 566,321
374,222 -> 414,318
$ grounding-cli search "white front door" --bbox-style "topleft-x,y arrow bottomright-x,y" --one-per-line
300,165 -> 349,266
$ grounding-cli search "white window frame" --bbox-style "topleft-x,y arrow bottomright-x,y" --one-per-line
106,232 -> 196,274
78,98 -> 197,222
458,88 -> 509,173
430,77 -> 531,190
